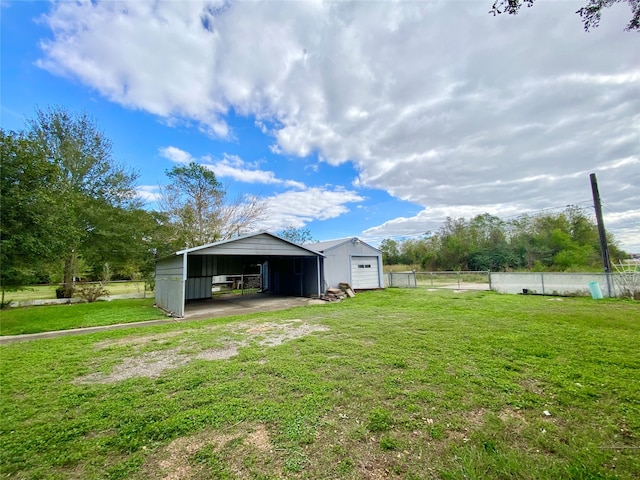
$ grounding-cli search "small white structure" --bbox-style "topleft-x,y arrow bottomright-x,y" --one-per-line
311,237 -> 384,290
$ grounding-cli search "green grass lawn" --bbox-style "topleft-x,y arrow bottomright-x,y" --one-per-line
1,289 -> 639,479
4,281 -> 147,302
0,298 -> 165,335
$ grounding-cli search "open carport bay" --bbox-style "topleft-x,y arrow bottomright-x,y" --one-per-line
155,233 -> 325,317
183,293 -> 326,320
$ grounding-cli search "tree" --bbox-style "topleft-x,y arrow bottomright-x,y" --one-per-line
0,130 -> 65,304
28,106 -> 140,296
379,239 -> 401,265
278,227 -> 315,245
380,207 -> 625,273
161,162 -> 267,249
490,0 -> 640,31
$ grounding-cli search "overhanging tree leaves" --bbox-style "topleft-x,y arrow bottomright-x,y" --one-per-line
490,0 -> 640,31
161,162 -> 267,249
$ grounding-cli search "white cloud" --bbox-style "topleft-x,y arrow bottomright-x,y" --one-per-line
158,146 -> 193,164
38,0 -> 640,250
136,185 -> 162,202
257,187 -> 365,231
207,154 -> 305,189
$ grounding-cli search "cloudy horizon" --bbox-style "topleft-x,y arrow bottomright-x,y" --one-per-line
2,0 -> 638,250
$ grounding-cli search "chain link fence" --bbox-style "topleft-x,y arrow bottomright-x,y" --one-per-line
386,271 -> 491,290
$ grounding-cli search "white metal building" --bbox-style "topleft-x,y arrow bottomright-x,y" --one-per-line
155,232 -> 324,317
310,237 -> 384,290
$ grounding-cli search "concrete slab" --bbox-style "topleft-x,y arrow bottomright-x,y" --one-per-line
183,293 -> 325,320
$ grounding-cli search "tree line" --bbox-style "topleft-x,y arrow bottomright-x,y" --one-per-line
1,107 -> 266,301
1,107 -> 629,302
380,209 -> 627,272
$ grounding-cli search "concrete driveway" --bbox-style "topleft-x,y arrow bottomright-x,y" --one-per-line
183,293 -> 325,320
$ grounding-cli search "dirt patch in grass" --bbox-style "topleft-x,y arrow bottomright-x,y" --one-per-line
93,331 -> 185,349
140,424 -> 280,480
76,320 -> 328,384
141,428 -> 234,480
520,378 -> 546,396
244,424 -> 272,451
244,320 -> 329,347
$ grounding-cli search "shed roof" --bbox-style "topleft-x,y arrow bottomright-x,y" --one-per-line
174,231 -> 324,257
310,237 -> 380,253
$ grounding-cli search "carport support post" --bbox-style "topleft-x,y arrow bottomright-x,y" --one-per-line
181,251 -> 187,317
316,256 -> 321,297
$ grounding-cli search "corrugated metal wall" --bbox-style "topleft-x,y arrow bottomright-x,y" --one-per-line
155,254 -> 185,316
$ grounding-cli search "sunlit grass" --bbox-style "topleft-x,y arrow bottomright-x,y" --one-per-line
0,298 -> 164,335
4,281 -> 147,302
1,289 -> 638,479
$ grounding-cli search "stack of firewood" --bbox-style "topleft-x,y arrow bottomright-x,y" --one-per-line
323,283 -> 356,301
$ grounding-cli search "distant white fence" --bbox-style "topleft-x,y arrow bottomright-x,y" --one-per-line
9,292 -> 148,308
489,272 -> 628,298
386,271 -> 417,288
386,271 -> 636,298
386,271 -> 490,290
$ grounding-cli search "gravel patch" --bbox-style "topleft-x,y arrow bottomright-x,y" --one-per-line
77,320 -> 328,384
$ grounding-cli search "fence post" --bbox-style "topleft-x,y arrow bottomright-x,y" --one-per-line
488,271 -> 492,290
541,272 -> 545,295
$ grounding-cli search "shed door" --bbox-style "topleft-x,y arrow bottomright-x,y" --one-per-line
350,256 -> 380,289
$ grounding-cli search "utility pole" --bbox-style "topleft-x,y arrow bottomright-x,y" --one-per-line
590,173 -> 612,296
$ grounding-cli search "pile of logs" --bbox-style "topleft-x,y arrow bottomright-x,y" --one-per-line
323,283 -> 356,302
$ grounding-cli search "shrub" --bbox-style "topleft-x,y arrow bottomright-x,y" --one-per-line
55,285 -> 74,299
73,282 -> 109,302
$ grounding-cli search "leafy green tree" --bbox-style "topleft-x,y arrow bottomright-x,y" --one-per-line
385,206 -> 625,273
398,237 -> 431,268
491,0 -> 639,31
27,107 -> 140,296
379,239 -> 401,265
278,227 -> 315,245
0,131 -> 64,303
161,162 -> 267,249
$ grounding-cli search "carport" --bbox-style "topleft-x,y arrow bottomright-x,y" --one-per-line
155,232 -> 324,317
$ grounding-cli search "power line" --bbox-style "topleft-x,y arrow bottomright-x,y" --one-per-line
601,200 -> 640,231
501,201 -> 593,222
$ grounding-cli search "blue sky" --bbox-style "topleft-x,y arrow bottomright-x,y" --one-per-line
2,1 -> 638,251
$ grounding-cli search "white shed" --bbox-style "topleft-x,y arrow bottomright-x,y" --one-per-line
311,237 -> 384,290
